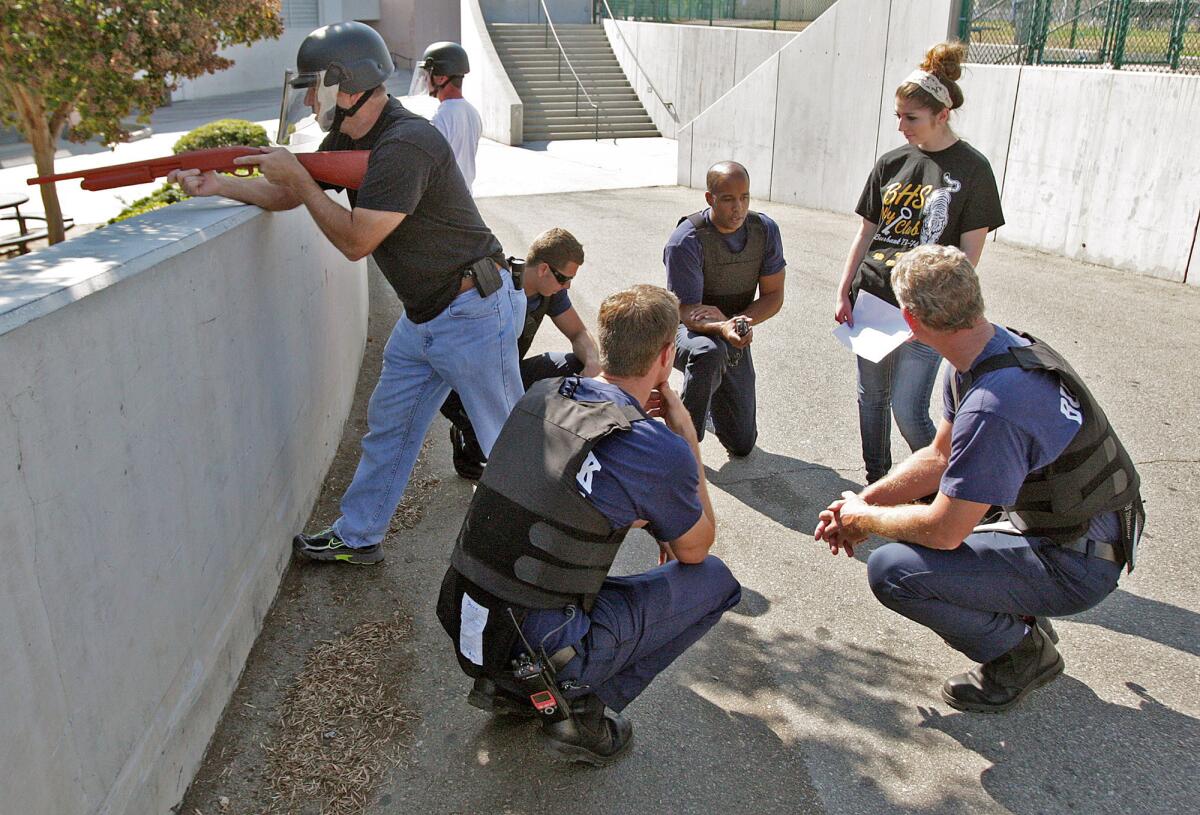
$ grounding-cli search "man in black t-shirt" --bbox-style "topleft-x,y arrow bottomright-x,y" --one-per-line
171,22 -> 525,565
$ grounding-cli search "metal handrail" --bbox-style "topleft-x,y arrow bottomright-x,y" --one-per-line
597,0 -> 678,120
538,0 -> 603,140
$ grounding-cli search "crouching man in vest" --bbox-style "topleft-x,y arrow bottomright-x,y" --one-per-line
815,245 -> 1143,713
437,284 -> 741,764
440,228 -> 601,480
663,160 -> 786,456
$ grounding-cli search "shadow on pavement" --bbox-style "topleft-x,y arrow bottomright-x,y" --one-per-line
706,446 -> 863,536
1067,588 -> 1200,658
918,679 -> 1199,814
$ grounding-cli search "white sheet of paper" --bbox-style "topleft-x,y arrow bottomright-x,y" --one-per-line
832,291 -> 913,363
459,593 -> 489,666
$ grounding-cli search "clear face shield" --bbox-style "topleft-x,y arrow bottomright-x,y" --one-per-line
408,64 -> 436,97
277,69 -> 340,145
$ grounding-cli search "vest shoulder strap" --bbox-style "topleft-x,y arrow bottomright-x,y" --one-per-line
952,351 -> 1021,410
678,210 -> 707,230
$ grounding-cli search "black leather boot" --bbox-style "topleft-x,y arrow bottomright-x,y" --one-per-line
450,425 -> 486,481
942,623 -> 1064,713
540,694 -> 633,766
466,677 -> 536,718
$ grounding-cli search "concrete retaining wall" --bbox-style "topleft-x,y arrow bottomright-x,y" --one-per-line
603,19 -> 796,138
953,66 -> 1200,284
677,0 -> 1199,283
0,197 -> 367,814
463,0 -> 525,144
481,0 -> 591,24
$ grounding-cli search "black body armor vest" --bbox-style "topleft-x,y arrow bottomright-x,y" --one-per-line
952,331 -> 1142,548
449,378 -> 646,611
679,210 -> 765,317
518,289 -> 552,359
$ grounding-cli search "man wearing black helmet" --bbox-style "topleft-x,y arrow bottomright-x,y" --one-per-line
170,22 -> 525,566
413,41 -> 482,192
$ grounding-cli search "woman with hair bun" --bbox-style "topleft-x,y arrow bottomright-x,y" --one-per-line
835,41 -> 1005,484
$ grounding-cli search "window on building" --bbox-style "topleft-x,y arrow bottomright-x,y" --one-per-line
281,0 -> 319,29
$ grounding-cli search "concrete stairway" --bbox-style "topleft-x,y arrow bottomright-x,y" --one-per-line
487,23 -> 659,142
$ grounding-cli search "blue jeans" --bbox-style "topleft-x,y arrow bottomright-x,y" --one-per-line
333,274 -> 526,548
856,339 -> 942,482
674,324 -> 758,456
528,557 -> 742,712
867,532 -> 1122,663
439,351 -> 583,445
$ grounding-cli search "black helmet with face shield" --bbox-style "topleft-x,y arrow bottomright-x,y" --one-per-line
410,41 -> 470,97
278,21 -> 394,144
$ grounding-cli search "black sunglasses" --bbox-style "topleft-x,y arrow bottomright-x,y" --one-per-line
547,264 -> 575,285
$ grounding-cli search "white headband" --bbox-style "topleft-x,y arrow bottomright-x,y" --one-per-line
903,69 -> 952,109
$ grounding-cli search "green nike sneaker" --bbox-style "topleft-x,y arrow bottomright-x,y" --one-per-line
292,528 -> 383,564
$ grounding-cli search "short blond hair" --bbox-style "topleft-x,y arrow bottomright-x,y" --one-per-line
891,245 -> 984,331
598,285 -> 679,377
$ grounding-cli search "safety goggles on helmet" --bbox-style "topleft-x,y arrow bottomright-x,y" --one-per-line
277,68 -> 340,145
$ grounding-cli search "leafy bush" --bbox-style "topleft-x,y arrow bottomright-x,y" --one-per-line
109,118 -> 268,223
107,183 -> 191,224
171,118 -> 269,154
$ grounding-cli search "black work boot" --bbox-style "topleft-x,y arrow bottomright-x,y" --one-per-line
466,677 -> 536,718
942,623 -> 1064,713
540,694 -> 633,766
450,425 -> 486,481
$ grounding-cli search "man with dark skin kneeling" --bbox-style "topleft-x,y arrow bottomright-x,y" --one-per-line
438,284 -> 741,765
663,160 -> 786,456
815,245 -> 1143,713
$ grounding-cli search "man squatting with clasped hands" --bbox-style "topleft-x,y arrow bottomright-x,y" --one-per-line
437,284 -> 741,765
171,22 -> 527,564
815,245 -> 1143,714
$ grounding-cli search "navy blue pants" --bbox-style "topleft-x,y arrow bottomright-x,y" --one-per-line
867,532 -> 1122,663
673,324 -> 757,456
440,351 -> 582,448
526,556 -> 742,712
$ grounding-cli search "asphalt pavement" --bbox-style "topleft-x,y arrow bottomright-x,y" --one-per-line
360,186 -> 1199,814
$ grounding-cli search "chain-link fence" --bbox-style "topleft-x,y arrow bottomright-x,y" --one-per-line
600,0 -> 834,30
958,0 -> 1200,72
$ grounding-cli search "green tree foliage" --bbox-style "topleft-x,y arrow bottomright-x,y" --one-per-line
109,119 -> 270,224
0,1 -> 283,243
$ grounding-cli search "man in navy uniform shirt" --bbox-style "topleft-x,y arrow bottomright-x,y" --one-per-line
815,245 -> 1141,713
438,284 -> 741,764
663,160 -> 786,456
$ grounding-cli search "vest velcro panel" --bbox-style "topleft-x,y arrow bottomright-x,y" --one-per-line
680,210 -> 766,316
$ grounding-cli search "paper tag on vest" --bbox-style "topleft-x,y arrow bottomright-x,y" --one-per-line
459,593 -> 489,666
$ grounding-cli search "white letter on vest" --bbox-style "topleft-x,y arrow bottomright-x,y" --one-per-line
576,451 -> 601,494
1059,384 -> 1083,425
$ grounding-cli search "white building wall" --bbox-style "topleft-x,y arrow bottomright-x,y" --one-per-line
603,19 -> 796,138
0,197 -> 367,814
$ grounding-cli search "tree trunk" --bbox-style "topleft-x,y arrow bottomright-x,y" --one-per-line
29,124 -> 66,245
5,83 -> 66,244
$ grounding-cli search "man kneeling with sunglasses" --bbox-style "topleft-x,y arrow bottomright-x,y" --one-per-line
440,228 -> 601,479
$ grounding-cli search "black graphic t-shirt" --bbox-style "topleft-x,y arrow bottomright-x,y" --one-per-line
320,97 -> 504,323
853,140 -> 1004,306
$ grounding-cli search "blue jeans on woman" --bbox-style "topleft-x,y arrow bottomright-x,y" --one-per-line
856,339 -> 942,482
333,273 -> 526,549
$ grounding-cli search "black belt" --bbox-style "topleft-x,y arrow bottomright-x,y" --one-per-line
1062,537 -> 1123,564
